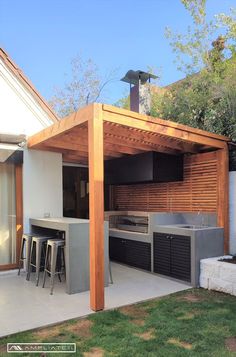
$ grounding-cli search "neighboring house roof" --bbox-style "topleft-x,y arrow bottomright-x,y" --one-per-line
0,48 -> 59,124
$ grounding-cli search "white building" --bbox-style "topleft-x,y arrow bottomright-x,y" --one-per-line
0,48 -> 62,268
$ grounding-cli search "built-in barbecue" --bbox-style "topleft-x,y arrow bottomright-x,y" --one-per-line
109,215 -> 149,234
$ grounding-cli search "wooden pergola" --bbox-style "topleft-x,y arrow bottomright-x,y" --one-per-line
28,103 -> 230,311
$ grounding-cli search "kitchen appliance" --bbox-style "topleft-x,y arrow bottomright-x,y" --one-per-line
109,215 -> 149,234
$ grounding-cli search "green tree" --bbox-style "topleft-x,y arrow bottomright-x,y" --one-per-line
114,93 -> 130,110
152,1 -> 236,139
165,1 -> 236,73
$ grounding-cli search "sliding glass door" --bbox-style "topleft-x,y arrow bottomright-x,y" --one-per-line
0,163 -> 16,266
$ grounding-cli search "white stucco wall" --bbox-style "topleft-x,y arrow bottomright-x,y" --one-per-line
23,149 -> 63,232
0,58 -> 53,136
0,55 -> 63,234
229,171 -> 236,254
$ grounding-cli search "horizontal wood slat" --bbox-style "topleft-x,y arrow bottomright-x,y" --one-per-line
114,152 -> 218,213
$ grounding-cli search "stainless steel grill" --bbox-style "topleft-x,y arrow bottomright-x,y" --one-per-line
109,215 -> 149,234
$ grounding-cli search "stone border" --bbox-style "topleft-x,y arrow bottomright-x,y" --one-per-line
200,256 -> 236,295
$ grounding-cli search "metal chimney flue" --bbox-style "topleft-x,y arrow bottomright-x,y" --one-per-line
121,70 -> 158,115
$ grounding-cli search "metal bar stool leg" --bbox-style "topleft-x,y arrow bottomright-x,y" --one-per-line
62,246 -> 66,280
27,239 -> 34,281
50,244 -> 58,295
35,240 -> 43,287
42,244 -> 49,288
58,246 -> 66,282
57,246 -> 63,283
18,236 -> 25,276
25,237 -> 33,279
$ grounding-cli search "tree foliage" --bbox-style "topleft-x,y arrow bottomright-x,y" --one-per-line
165,1 -> 236,74
152,1 -> 236,140
152,57 -> 236,138
114,94 -> 130,110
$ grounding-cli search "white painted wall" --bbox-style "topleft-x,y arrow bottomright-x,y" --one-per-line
23,149 -> 63,232
0,58 -> 53,136
0,55 -> 63,233
229,172 -> 236,254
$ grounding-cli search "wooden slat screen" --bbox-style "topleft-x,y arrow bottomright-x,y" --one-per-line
113,151 -> 218,213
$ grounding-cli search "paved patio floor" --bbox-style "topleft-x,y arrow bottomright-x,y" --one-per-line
0,263 -> 189,338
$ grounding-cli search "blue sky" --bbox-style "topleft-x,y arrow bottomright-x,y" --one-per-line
0,0 -> 235,105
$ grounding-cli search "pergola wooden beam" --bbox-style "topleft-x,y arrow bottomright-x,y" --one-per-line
105,133 -> 181,155
65,130 -> 176,155
27,105 -> 93,148
104,133 -> 180,155
104,126 -> 191,155
45,137 -> 139,157
45,141 -> 123,159
63,154 -> 88,165
102,105 -> 229,149
103,104 -> 229,142
88,104 -> 105,311
45,140 -> 87,152
104,122 -> 199,154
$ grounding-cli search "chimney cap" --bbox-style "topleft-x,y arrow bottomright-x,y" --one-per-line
121,70 -> 158,86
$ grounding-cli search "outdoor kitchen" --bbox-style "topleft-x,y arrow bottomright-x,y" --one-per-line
105,211 -> 224,287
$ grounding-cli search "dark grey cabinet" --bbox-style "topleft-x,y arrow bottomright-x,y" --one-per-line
109,237 -> 151,271
153,232 -> 191,282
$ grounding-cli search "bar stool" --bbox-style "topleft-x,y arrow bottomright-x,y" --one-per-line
28,236 -> 53,286
42,239 -> 65,295
18,233 -> 35,278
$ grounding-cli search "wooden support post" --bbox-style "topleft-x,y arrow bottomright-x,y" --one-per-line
88,104 -> 105,311
217,145 -> 229,253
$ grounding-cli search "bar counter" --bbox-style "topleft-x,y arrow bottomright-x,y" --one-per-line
30,217 -> 109,294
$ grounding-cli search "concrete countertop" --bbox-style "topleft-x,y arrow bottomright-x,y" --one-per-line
31,217 -> 89,224
154,224 -> 222,237
30,217 -> 91,231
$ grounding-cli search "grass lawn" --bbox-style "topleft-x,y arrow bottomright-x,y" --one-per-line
1,288 -> 236,356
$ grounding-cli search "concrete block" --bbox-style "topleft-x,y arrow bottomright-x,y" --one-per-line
219,263 -> 236,283
232,284 -> 236,296
209,278 -> 233,295
199,275 -> 209,289
200,262 -> 220,278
